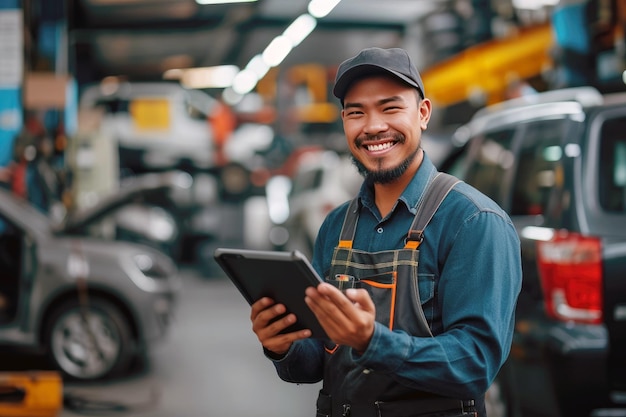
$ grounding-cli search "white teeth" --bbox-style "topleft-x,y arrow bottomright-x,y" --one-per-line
367,142 -> 393,152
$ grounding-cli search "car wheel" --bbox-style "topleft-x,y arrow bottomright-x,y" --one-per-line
44,297 -> 134,381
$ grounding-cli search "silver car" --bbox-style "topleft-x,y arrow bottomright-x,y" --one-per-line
0,186 -> 181,381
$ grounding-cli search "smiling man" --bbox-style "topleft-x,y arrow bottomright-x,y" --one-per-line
249,47 -> 522,417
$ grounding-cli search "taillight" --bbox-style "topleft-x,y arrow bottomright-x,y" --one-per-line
536,230 -> 603,324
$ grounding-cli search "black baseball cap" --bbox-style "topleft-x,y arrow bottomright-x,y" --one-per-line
333,47 -> 425,101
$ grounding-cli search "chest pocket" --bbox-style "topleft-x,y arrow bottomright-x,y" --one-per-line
360,271 -> 397,329
328,246 -> 436,338
359,270 -> 435,334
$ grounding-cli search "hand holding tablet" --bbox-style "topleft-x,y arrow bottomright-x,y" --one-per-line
213,248 -> 328,339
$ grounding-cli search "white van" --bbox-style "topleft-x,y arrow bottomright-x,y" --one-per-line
80,82 -> 217,171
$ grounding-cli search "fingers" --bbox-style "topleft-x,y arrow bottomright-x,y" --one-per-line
345,288 -> 375,314
250,297 -> 275,321
305,284 -> 375,350
306,283 -> 367,316
250,297 -> 311,355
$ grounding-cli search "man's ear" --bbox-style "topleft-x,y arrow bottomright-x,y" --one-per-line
419,98 -> 432,130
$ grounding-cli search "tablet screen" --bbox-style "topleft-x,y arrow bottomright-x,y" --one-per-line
213,248 -> 328,339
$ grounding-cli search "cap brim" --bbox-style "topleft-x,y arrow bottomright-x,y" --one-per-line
333,63 -> 421,100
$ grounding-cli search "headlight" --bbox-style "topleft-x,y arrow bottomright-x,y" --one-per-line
132,254 -> 169,279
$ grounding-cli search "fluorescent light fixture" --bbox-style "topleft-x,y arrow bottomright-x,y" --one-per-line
512,0 -> 559,10
222,87 -> 243,105
164,65 -> 239,89
245,54 -> 270,80
308,0 -> 341,18
221,0 -> 334,100
196,0 -> 257,4
262,35 -> 293,67
163,68 -> 184,80
283,14 -> 317,47
232,68 -> 259,95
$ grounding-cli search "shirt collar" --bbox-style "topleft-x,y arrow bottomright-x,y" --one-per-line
358,150 -> 439,216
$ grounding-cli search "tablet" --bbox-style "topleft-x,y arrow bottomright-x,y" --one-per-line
213,248 -> 328,339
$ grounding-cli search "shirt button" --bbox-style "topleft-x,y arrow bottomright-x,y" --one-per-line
377,227 -> 383,234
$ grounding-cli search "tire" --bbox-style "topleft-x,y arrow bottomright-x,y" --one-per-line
44,297 -> 134,381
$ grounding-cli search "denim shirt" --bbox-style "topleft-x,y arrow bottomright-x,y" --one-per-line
268,152 -> 522,399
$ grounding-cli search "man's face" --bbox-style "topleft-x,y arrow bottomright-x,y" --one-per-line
341,74 -> 431,184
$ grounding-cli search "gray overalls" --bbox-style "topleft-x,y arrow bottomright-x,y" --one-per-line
315,173 -> 482,417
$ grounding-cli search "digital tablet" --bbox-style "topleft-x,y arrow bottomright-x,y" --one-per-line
213,248 -> 328,340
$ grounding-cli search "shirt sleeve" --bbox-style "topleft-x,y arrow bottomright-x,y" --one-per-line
266,337 -> 326,384
353,210 -> 522,399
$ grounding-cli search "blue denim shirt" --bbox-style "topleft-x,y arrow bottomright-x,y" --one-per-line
269,152 -> 522,399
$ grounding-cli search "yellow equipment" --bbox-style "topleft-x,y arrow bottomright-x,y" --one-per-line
422,23 -> 555,106
0,372 -> 63,417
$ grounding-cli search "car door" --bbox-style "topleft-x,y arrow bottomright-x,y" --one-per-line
586,108 -> 626,394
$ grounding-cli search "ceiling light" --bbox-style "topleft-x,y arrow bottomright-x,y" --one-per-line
262,36 -> 293,67
308,0 -> 341,18
222,87 -> 243,105
245,54 -> 270,80
195,0 -> 257,4
163,65 -> 239,89
182,65 -> 239,89
512,0 -> 559,10
232,69 -> 259,95
283,14 -> 317,47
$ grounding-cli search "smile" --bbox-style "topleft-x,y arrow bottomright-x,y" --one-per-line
366,141 -> 395,152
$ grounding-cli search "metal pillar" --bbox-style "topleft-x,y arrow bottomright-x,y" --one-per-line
0,0 -> 23,169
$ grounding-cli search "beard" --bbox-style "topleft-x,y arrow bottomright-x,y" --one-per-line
351,144 -> 421,185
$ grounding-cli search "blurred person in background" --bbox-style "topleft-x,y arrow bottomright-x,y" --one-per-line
6,115 -> 68,222
249,47 -> 522,417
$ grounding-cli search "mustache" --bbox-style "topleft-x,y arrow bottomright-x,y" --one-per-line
355,133 -> 405,147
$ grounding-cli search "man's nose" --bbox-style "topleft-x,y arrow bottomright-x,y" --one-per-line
363,114 -> 389,134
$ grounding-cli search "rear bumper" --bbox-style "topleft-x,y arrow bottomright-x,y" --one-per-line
544,323 -> 610,412
511,321 -> 613,416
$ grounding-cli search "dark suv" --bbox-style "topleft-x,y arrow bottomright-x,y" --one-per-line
443,87 -> 626,417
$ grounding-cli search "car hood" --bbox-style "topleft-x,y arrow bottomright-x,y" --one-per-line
58,170 -> 192,234
42,235 -> 179,285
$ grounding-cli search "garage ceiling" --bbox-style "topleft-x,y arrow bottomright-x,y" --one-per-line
69,0 -> 454,83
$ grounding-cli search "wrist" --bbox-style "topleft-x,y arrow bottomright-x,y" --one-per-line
263,347 -> 288,360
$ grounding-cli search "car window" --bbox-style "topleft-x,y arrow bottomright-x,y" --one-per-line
599,116 -> 626,213
464,128 -> 516,204
510,119 -> 567,216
